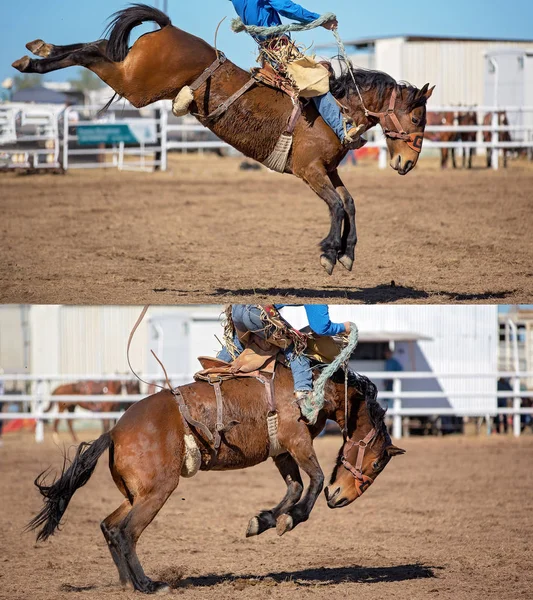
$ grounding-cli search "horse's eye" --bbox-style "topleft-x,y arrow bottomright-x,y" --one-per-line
372,460 -> 380,471
412,117 -> 420,125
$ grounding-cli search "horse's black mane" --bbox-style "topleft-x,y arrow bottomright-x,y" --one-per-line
331,64 -> 426,111
329,368 -> 387,433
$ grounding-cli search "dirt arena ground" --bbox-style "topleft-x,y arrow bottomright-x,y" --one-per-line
0,431 -> 531,600
1,155 -> 532,305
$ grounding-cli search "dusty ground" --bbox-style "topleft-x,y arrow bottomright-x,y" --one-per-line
1,155 -> 532,305
0,431 -> 532,600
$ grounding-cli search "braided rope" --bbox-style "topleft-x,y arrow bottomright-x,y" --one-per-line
300,323 -> 359,424
331,28 -> 368,113
231,12 -> 336,36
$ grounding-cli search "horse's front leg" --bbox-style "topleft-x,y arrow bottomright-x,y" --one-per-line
301,161 -> 345,275
246,453 -> 303,537
329,170 -> 356,272
276,446 -> 324,536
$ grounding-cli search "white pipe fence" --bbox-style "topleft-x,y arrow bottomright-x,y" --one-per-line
3,102 -> 532,172
1,372 -> 532,442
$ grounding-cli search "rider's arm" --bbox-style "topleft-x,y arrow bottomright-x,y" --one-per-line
266,0 -> 320,24
304,305 -> 346,336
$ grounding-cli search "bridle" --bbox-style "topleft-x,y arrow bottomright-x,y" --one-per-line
340,372 -> 377,497
365,88 -> 424,154
340,427 -> 377,497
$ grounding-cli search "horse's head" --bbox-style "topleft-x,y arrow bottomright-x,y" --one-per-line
331,70 -> 434,175
376,83 -> 434,175
324,372 -> 405,508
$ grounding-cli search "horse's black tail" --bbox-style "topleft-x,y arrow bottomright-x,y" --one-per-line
104,3 -> 171,62
26,432 -> 112,542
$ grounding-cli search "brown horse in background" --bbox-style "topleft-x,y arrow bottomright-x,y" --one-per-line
426,111 -> 457,168
28,365 -> 404,593
483,111 -> 512,168
458,110 -> 478,169
13,4 -> 433,275
48,379 -> 140,442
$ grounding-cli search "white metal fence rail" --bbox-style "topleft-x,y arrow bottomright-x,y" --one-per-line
1,372 -> 532,442
3,102 -> 532,172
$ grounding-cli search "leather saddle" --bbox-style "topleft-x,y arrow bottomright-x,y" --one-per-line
194,335 -> 279,383
251,60 -> 334,100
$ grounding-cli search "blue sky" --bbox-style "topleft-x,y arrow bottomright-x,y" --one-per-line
3,0 -> 533,86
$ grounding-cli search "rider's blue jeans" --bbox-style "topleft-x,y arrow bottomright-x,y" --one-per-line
217,305 -> 313,391
312,92 -> 346,141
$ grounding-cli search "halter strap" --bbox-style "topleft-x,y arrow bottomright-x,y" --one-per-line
365,88 -> 424,153
340,427 -> 376,486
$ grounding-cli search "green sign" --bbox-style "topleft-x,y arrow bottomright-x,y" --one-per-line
77,124 -> 139,145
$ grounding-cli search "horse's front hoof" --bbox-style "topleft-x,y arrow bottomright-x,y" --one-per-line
276,514 -> 293,536
338,255 -> 354,272
320,255 -> 335,276
246,516 -> 260,537
26,39 -> 51,57
12,56 -> 30,72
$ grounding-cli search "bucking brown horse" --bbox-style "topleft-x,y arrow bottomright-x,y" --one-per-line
28,365 -> 404,593
12,4 -> 433,275
48,380 -> 140,442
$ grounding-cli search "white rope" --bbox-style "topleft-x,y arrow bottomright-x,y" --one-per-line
300,323 -> 359,424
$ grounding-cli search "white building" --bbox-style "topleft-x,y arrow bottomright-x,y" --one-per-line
322,34 -> 533,107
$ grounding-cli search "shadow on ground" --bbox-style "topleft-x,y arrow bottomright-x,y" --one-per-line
153,283 -> 515,303
157,563 -> 440,589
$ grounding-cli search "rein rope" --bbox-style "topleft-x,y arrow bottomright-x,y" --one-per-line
231,12 -> 336,36
300,323 -> 359,425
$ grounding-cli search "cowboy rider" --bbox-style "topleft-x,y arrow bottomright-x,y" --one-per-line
217,304 -> 351,415
229,0 -> 362,146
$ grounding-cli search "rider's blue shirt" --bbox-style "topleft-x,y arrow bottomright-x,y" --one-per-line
229,0 -> 320,28
275,304 -> 346,336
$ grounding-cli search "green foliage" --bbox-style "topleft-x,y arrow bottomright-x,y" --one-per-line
68,69 -> 103,91
12,74 -> 43,92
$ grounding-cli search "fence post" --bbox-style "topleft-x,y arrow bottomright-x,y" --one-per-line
160,108 -> 168,172
62,106 -> 70,171
513,376 -> 521,437
491,111 -> 499,171
35,379 -> 45,443
392,377 -> 402,439
378,144 -> 387,170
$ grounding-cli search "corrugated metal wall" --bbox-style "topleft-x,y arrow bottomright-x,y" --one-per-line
402,40 -> 533,105
0,305 -> 28,373
352,38 -> 533,106
1,306 -> 499,413
57,306 -> 148,375
328,305 -> 498,412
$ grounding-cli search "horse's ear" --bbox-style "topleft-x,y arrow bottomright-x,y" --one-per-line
386,444 -> 406,457
423,84 -> 435,101
417,83 -> 429,98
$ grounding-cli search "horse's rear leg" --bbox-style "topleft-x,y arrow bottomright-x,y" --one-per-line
101,500 -> 134,590
246,453 -> 303,537
113,488 -> 179,593
12,42 -> 121,92
26,40 -> 91,59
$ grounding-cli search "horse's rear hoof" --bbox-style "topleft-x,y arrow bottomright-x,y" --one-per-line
26,39 -> 51,58
148,581 -> 171,594
338,255 -> 354,272
320,255 -> 335,276
276,514 -> 293,536
246,516 -> 259,537
12,56 -> 30,72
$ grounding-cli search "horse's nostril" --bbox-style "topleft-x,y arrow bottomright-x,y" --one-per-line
324,487 -> 330,501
